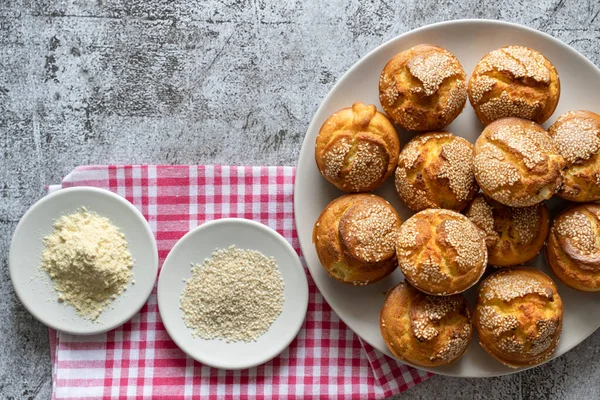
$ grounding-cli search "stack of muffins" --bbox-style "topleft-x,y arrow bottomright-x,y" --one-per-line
312,44 -> 600,369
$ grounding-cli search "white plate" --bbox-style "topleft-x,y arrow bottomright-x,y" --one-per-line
294,19 -> 600,377
9,186 -> 158,335
157,218 -> 308,370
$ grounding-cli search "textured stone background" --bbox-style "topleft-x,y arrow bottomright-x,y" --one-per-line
1,0 -> 600,398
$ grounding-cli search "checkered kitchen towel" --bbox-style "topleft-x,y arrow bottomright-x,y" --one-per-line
48,165 -> 431,400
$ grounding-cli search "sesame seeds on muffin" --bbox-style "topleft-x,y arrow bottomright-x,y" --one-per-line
468,45 -> 560,125
379,44 -> 467,131
395,132 -> 478,212
473,117 -> 565,207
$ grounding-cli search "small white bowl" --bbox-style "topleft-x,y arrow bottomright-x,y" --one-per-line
9,186 -> 158,335
157,218 -> 308,370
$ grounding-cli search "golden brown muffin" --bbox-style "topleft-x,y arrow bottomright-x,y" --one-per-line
473,117 -> 566,207
396,209 -> 487,295
465,194 -> 550,267
546,203 -> 600,291
468,45 -> 560,125
315,102 -> 400,192
312,194 -> 402,285
379,44 -> 467,132
548,110 -> 600,202
474,267 -> 563,368
395,132 -> 479,212
380,281 -> 472,367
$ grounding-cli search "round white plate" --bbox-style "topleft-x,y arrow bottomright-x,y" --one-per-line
9,186 -> 158,335
295,19 -> 600,377
157,218 -> 309,370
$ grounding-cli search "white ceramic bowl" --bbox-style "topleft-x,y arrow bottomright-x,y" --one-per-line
9,186 -> 158,335
294,19 -> 600,377
157,218 -> 309,370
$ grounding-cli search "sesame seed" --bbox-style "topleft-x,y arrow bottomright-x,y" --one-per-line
443,218 -> 488,272
481,271 -> 552,302
549,110 -> 600,164
438,137 -> 477,201
469,46 -> 557,124
465,195 -> 497,247
180,246 -> 285,343
474,143 -> 521,190
555,210 -> 598,255
343,203 -> 400,262
407,51 -> 463,96
491,125 -> 546,169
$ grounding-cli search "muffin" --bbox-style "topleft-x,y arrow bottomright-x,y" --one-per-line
473,117 -> 566,207
546,203 -> 600,291
395,132 -> 478,212
379,44 -> 467,131
396,209 -> 487,295
313,194 -> 402,285
464,194 -> 550,267
315,102 -> 400,192
380,281 -> 472,367
548,110 -> 600,202
468,45 -> 560,125
474,267 -> 563,368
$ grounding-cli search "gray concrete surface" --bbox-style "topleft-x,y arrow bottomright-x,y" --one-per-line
1,0 -> 599,398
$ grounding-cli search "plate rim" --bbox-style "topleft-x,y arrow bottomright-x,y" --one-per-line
156,217 -> 309,370
9,186 -> 159,335
294,18 -> 600,377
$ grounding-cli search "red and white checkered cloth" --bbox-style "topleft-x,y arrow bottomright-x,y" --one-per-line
48,165 -> 431,400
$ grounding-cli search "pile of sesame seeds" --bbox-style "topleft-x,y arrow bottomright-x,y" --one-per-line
179,246 -> 284,343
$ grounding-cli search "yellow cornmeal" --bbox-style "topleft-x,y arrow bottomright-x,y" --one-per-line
40,208 -> 134,320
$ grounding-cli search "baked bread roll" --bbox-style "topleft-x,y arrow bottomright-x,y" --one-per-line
315,102 -> 400,192
395,132 -> 478,212
548,110 -> 600,202
473,117 -> 566,207
468,45 -> 560,125
474,267 -> 563,368
379,44 -> 467,131
380,281 -> 472,367
313,194 -> 401,285
465,194 -> 550,267
546,203 -> 600,291
396,209 -> 487,295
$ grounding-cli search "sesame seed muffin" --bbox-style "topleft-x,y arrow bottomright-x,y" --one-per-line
312,194 -> 402,285
396,209 -> 487,295
473,117 -> 566,207
379,44 -> 467,132
468,45 -> 560,125
395,132 -> 479,212
548,110 -> 600,202
546,203 -> 600,292
380,281 -> 472,367
465,194 -> 550,267
474,267 -> 563,368
315,102 -> 400,192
